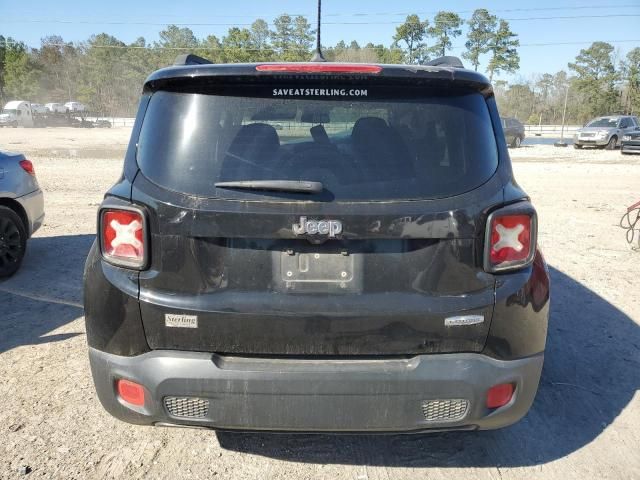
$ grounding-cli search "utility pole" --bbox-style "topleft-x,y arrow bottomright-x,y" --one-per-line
554,85 -> 570,147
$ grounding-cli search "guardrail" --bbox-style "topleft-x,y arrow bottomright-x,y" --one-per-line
523,125 -> 581,137
86,117 -> 135,127
79,119 -> 585,134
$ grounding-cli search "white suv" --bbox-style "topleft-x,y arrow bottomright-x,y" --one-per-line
64,101 -> 86,112
45,103 -> 66,113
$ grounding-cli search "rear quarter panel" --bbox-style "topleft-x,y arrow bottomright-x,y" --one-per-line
0,152 -> 38,198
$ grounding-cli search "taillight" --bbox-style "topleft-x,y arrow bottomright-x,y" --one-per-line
99,207 -> 147,269
116,379 -> 145,407
19,159 -> 35,176
256,63 -> 382,74
484,204 -> 537,272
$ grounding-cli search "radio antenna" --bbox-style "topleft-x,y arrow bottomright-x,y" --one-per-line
310,0 -> 326,62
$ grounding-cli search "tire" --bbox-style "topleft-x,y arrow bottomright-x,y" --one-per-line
605,136 -> 617,150
511,136 -> 522,148
574,144 -> 582,149
0,206 -> 27,278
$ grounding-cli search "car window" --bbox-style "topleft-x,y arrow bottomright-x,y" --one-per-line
137,90 -> 499,201
620,118 -> 630,128
586,118 -> 619,128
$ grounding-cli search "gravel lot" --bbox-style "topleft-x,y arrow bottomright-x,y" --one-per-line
0,127 -> 639,479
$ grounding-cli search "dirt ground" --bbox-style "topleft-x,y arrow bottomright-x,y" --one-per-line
0,127 -> 639,479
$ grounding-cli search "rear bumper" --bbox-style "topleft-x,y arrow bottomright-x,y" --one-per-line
89,347 -> 543,433
621,143 -> 640,153
16,188 -> 45,236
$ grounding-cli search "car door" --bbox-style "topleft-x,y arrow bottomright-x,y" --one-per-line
502,118 -> 514,144
621,117 -> 635,135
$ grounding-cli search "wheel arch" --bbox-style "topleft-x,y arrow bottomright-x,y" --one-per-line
0,197 -> 29,235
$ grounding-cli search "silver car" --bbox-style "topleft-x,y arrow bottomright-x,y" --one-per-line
574,115 -> 639,149
0,150 -> 45,277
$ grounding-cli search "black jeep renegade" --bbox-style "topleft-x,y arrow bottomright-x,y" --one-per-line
84,56 -> 550,433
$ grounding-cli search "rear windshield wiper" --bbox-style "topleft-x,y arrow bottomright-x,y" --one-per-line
215,180 -> 323,194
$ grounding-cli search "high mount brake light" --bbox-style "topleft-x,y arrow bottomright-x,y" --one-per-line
484,205 -> 537,273
19,159 -> 35,176
256,64 -> 382,74
100,208 -> 146,269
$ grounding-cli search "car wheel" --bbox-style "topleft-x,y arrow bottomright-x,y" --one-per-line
574,144 -> 582,149
605,136 -> 617,150
511,136 -> 522,148
0,206 -> 28,278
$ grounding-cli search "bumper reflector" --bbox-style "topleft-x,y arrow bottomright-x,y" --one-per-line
116,379 -> 145,406
421,399 -> 469,422
486,383 -> 514,408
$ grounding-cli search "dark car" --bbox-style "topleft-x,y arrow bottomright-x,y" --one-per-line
84,56 -> 550,433
501,116 -> 525,148
621,128 -> 640,154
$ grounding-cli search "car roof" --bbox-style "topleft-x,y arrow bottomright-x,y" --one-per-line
0,150 -> 24,159
594,115 -> 628,120
4,101 -> 27,108
144,62 -> 492,94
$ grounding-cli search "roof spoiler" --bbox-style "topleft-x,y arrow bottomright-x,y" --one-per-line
173,54 -> 213,66
425,56 -> 464,68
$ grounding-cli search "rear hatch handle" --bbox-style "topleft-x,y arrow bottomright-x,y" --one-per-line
215,180 -> 323,194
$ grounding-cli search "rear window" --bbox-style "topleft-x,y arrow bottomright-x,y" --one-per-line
137,89 -> 499,201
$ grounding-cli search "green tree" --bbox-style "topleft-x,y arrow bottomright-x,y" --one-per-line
271,14 -> 294,60
271,14 -> 314,61
364,43 -> 404,64
250,19 -> 274,61
621,47 -> 640,114
428,11 -> 463,57
3,39 -> 40,99
495,83 -> 536,122
486,20 -> 520,82
154,25 -> 200,66
325,40 -> 378,63
79,33 -> 127,114
221,27 -> 254,63
34,36 -> 80,102
290,16 -> 314,61
393,14 -> 428,64
568,41 -> 619,119
463,9 -> 497,71
0,36 -> 8,102
202,35 -> 223,63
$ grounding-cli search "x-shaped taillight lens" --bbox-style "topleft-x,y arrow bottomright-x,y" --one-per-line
100,208 -> 147,269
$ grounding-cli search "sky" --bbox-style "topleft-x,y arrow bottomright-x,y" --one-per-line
1,0 -> 639,82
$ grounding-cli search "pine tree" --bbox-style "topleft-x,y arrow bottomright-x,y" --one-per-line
393,14 -> 428,64
428,11 -> 463,57
462,9 -> 497,71
486,20 -> 520,82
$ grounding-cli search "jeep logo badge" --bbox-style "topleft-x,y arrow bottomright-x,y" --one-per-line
293,216 -> 342,238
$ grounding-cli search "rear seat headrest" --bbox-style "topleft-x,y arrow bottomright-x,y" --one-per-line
351,117 -> 390,141
228,123 -> 280,157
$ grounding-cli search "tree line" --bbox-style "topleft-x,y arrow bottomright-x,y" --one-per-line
0,10 -> 638,122
497,42 -> 640,125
